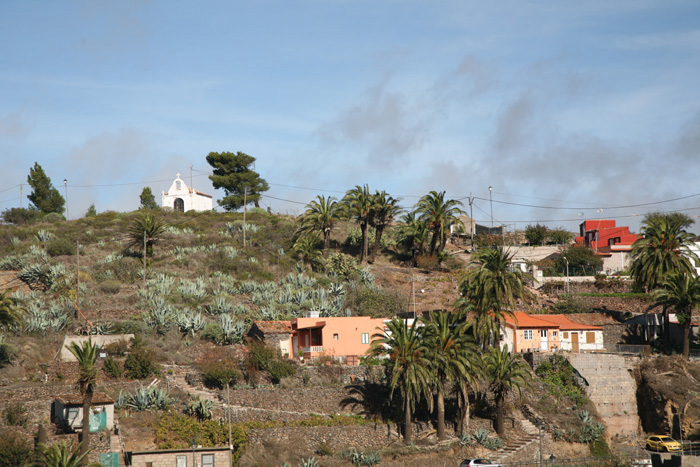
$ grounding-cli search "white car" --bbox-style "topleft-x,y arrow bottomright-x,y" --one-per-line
459,459 -> 504,467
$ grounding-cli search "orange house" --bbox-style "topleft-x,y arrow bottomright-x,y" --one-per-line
503,311 -> 560,353
575,219 -> 640,272
290,315 -> 388,364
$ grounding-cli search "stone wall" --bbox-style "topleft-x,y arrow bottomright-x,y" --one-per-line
566,353 -> 641,439
248,423 -> 397,453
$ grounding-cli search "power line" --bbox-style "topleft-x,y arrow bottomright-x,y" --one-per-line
472,192 -> 700,211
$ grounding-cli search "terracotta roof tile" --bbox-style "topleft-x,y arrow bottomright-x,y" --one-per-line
535,314 -> 603,331
504,311 -> 559,329
253,320 -> 292,334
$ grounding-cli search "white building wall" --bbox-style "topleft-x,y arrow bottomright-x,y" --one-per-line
161,175 -> 213,212
559,330 -> 604,352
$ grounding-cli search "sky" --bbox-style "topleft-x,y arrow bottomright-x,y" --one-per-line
1,0 -> 700,233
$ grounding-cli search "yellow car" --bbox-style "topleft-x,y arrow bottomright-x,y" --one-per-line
645,435 -> 681,452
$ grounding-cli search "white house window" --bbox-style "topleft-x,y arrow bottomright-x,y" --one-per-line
361,333 -> 369,344
540,330 -> 547,338
553,331 -> 558,337
176,455 -> 187,467
201,454 -> 215,467
176,180 -> 181,190
333,333 -> 338,340
523,330 -> 533,340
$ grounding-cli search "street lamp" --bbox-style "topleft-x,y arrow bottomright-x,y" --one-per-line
63,179 -> 69,220
191,438 -> 197,467
489,186 -> 493,228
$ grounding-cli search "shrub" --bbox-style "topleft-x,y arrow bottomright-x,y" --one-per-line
199,322 -> 224,344
99,280 -> 122,295
0,428 -> 33,467
3,402 -> 28,427
266,358 -> 297,384
124,341 -> 159,379
0,339 -> 18,367
104,338 -> 130,356
346,286 -> 408,318
246,341 -> 297,384
552,296 -> 591,314
415,253 -> 439,270
113,320 -> 148,335
197,347 -> 240,390
103,355 -> 124,379
1,207 -> 42,225
43,212 -> 65,223
46,237 -> 76,256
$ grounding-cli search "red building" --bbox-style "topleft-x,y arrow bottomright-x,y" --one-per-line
575,220 -> 639,272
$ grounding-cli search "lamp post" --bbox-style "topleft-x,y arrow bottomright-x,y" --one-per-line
489,186 -> 493,228
191,438 -> 197,467
63,179 -> 69,220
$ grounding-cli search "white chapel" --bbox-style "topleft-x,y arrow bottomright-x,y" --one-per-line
161,173 -> 213,212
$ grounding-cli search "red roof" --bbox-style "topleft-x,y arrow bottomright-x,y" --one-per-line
535,314 -> 603,331
504,311 -> 559,329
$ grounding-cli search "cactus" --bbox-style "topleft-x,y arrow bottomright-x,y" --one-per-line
184,397 -> 213,421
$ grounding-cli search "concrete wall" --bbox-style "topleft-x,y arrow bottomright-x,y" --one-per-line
566,353 -> 641,439
60,334 -> 134,362
130,449 -> 231,467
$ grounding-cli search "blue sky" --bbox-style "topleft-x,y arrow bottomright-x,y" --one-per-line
1,0 -> 699,232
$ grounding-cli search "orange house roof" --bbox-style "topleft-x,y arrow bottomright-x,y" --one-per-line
534,314 -> 603,331
504,311 -> 559,329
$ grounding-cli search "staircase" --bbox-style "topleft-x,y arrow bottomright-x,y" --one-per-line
495,418 -> 541,463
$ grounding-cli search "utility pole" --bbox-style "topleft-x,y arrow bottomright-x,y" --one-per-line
411,275 -> 417,318
190,164 -> 193,192
76,242 -> 80,309
243,188 -> 247,247
469,193 -> 474,249
63,179 -> 69,220
227,382 -> 232,450
143,231 -> 147,286
489,186 -> 493,228
539,425 -> 543,467
20,184 -> 22,208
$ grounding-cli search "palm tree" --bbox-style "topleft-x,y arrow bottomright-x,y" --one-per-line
415,191 -> 465,255
0,292 -> 23,329
460,247 -> 524,348
31,441 -> 100,467
485,346 -> 531,437
650,272 -> 700,359
292,236 -> 323,271
630,213 -> 698,353
297,195 -> 340,251
421,310 -> 479,440
126,212 -> 166,256
395,211 -> 429,261
368,191 -> 402,263
342,185 -> 373,263
67,340 -> 98,462
369,318 -> 432,443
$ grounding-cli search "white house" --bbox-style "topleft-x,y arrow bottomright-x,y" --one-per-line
161,174 -> 213,212
51,392 -> 115,433
536,314 -> 604,352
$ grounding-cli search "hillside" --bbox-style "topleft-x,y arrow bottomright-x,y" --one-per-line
0,210 -> 696,466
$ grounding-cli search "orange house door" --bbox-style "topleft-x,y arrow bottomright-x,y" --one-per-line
572,332 -> 579,353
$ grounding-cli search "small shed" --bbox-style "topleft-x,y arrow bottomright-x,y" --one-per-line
127,446 -> 232,467
52,392 -> 115,433
247,320 -> 292,357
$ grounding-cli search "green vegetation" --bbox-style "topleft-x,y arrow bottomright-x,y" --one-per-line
535,354 -> 587,406
27,162 -> 65,215
139,187 -> 159,210
0,429 -> 32,467
207,151 -> 269,210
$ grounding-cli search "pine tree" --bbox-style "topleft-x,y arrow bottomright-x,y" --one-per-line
206,151 -> 269,211
26,163 -> 64,214
139,187 -> 159,210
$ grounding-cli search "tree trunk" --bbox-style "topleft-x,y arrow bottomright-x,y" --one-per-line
683,319 -> 691,360
663,305 -> 671,354
428,228 -> 439,255
80,392 -> 92,462
360,222 -> 368,263
369,226 -> 385,263
404,398 -> 413,443
436,389 -> 446,440
323,228 -> 331,251
495,393 -> 505,437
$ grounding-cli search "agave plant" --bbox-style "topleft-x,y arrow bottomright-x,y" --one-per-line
120,386 -> 171,411
218,314 -> 246,345
0,255 -> 23,270
360,267 -> 375,287
142,305 -> 174,335
89,321 -> 114,335
259,305 -> 280,321
328,282 -> 345,297
184,397 -> 213,421
175,311 -> 206,337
